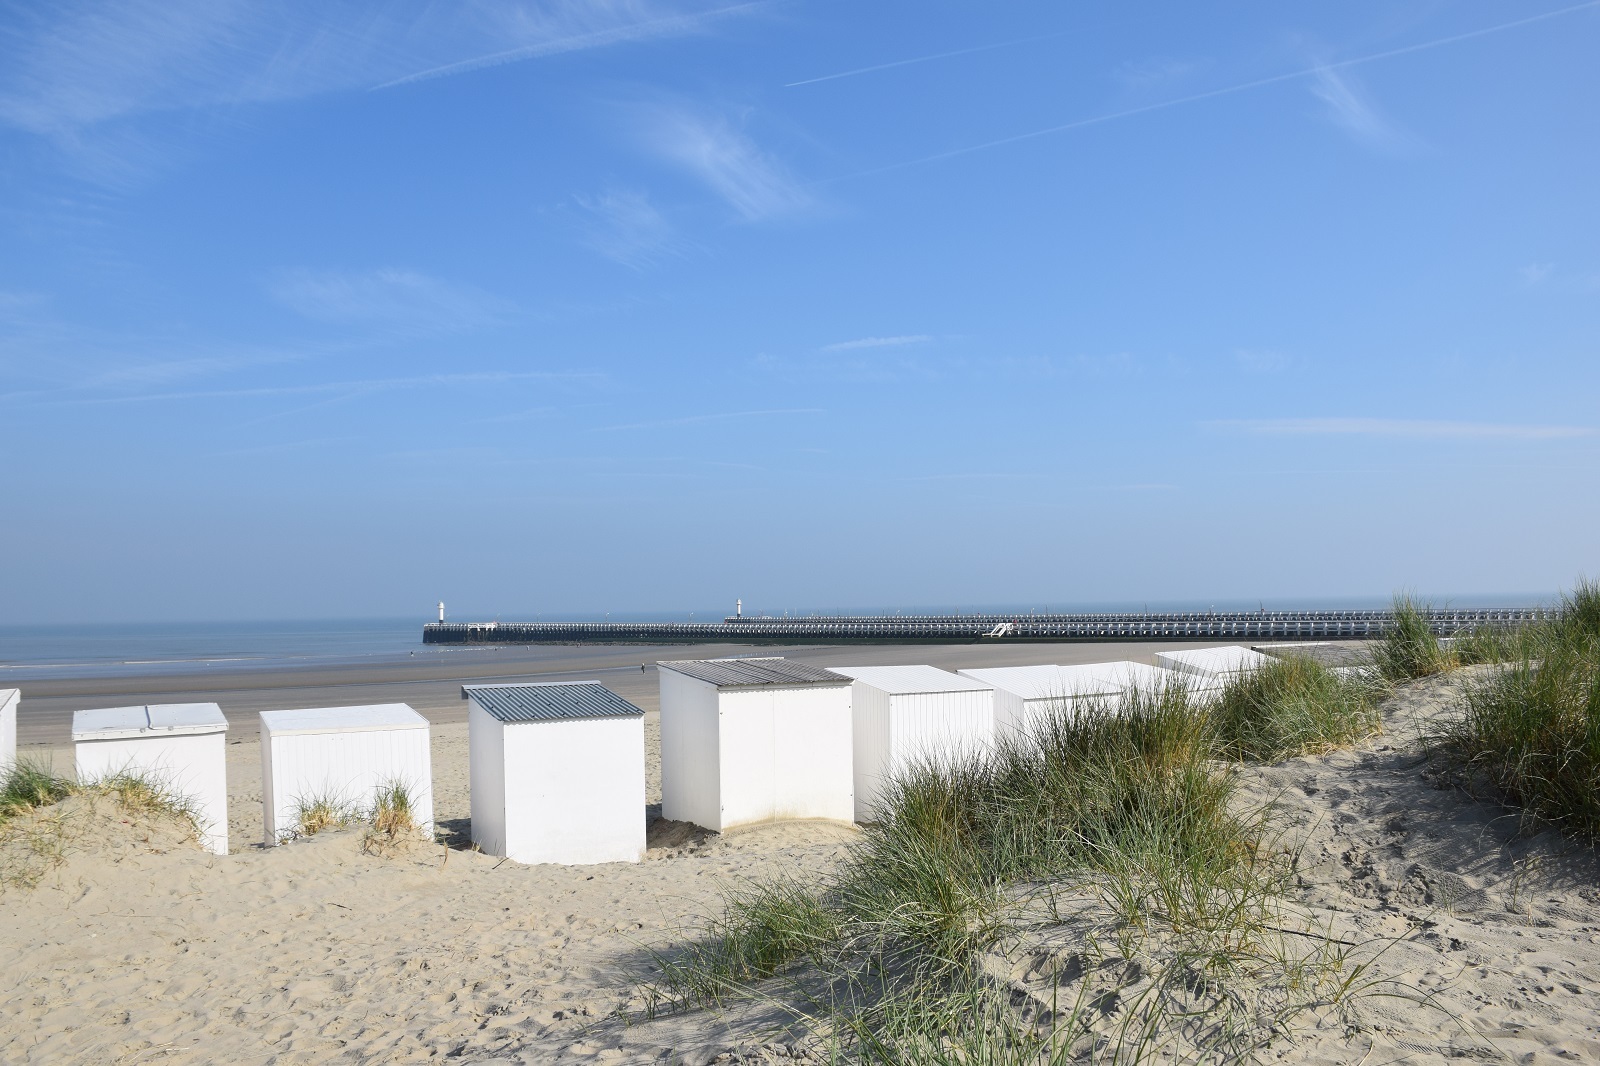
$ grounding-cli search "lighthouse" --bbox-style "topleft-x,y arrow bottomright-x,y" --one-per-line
437,601 -> 445,623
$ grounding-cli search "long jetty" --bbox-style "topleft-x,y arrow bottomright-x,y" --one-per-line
422,606 -> 1540,646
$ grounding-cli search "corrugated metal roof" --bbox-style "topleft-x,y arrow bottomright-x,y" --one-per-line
827,664 -> 992,695
463,681 -> 643,722
657,657 -> 850,688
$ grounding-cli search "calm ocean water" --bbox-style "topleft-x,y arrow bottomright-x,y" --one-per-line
0,612 -> 731,681
0,594 -> 1545,683
0,619 -> 426,678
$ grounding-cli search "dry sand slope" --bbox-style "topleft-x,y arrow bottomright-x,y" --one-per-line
1234,671 -> 1600,1063
5,676 -> 1600,1063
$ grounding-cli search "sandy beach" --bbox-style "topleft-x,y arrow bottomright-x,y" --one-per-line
6,646 -> 1600,1063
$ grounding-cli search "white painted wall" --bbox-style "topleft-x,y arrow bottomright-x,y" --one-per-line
468,701 -> 506,857
850,682 -> 993,822
959,668 -> 1105,740
1011,694 -> 1111,738
260,709 -> 433,845
720,684 -> 854,830
75,730 -> 230,855
0,689 -> 17,771
661,670 -> 854,832
851,681 -> 893,822
961,663 -> 1178,740
659,668 -> 721,829
986,685 -> 1030,739
496,714 -> 645,865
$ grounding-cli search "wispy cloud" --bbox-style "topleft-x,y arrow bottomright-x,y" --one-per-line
820,335 -> 932,352
1114,57 -> 1207,89
0,294 -> 332,399
56,371 -> 601,406
573,188 -> 679,267
841,1 -> 1600,178
1309,65 -> 1407,149
217,436 -> 357,458
904,472 -> 1038,482
0,291 -> 48,313
640,105 -> 812,221
270,269 -> 508,333
1207,417 -> 1596,440
381,1 -> 767,88
1233,349 -> 1290,373
596,407 -> 823,431
1521,263 -> 1555,285
785,31 -> 1066,88
0,1 -> 765,178
472,405 -> 563,425
84,351 -> 306,389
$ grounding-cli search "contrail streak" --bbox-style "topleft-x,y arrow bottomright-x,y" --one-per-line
785,31 -> 1068,88
838,0 -> 1600,179
376,2 -> 768,89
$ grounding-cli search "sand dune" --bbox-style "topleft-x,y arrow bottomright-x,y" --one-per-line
6,672 -> 1600,1063
1237,672 -> 1600,1063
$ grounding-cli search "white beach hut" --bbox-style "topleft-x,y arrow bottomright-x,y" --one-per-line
957,662 -> 1158,738
658,657 -> 854,832
1154,646 -> 1271,681
71,703 -> 230,855
462,682 -> 646,866
259,703 -> 433,845
0,688 -> 17,770
827,665 -> 994,822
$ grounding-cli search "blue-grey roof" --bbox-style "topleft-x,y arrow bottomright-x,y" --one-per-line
656,657 -> 850,688
462,682 -> 643,723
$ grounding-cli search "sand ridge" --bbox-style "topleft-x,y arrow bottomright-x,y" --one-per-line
1230,672 -> 1600,1063
6,673 -> 1600,1062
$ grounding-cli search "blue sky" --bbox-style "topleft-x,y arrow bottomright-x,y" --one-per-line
2,1 -> 1597,624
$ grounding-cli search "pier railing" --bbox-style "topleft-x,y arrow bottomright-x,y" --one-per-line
421,607 -> 1542,646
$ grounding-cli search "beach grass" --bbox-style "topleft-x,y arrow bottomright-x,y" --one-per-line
1211,655 -> 1383,762
642,684 -> 1352,1061
2,763 -> 203,889
1444,579 -> 1600,835
647,875 -> 841,1007
84,770 -> 203,828
1374,594 -> 1453,682
0,760 -> 73,825
363,782 -> 420,854
293,793 -> 361,839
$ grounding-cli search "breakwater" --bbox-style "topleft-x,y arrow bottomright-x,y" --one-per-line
422,607 -> 1540,646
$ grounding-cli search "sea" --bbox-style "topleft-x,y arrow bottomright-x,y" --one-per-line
0,619 -> 433,682
0,593 -> 1548,683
